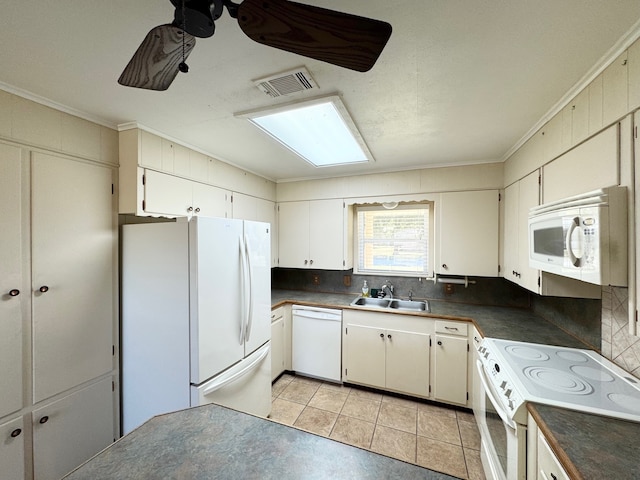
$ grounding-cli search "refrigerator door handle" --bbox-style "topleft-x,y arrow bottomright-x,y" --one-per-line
244,234 -> 254,342
202,343 -> 270,396
238,239 -> 246,345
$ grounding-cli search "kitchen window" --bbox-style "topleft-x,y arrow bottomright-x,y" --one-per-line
355,203 -> 433,277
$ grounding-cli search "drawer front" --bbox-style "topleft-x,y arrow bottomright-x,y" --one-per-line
271,306 -> 284,323
537,433 -> 570,480
435,320 -> 468,336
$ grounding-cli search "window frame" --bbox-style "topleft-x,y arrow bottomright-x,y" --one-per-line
353,202 -> 434,278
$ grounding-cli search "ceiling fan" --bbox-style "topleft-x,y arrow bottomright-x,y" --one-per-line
118,0 -> 392,91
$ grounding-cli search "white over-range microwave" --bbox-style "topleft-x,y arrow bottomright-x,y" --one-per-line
528,186 -> 627,286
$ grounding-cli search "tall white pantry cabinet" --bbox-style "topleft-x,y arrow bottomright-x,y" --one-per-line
0,143 -> 117,480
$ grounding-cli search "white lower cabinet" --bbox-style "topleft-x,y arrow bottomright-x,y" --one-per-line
344,322 -> 430,397
33,378 -> 115,480
343,310 -> 469,403
527,415 -> 570,480
0,416 -> 25,480
433,320 -> 469,406
271,307 -> 285,381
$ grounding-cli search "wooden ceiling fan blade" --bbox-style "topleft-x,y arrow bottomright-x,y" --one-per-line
118,25 -> 196,91
237,0 -> 392,72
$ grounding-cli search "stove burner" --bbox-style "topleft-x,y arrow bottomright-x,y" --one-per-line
556,351 -> 589,363
523,366 -> 594,395
608,393 -> 640,414
570,365 -> 615,382
505,345 -> 550,361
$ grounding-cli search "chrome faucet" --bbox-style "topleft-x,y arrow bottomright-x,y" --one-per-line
381,281 -> 394,299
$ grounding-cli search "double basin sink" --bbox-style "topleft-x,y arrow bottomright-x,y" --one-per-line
350,296 -> 430,313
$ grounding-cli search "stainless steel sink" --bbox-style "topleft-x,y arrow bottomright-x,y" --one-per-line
350,296 -> 430,313
389,299 -> 430,312
350,297 -> 391,308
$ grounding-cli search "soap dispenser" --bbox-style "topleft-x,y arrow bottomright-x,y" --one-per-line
362,280 -> 370,297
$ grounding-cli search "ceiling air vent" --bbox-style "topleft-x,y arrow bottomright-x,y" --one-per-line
253,67 -> 318,98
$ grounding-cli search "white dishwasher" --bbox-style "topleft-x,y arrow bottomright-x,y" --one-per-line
292,305 -> 342,382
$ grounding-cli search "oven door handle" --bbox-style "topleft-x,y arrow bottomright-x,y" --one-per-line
476,360 -> 517,430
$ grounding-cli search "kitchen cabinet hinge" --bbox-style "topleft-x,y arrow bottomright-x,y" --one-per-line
230,194 -> 233,203
498,264 -> 501,273
428,385 -> 431,393
142,200 -> 146,211
538,276 -> 541,287
538,174 -> 541,185
467,343 -> 469,352
466,392 -> 469,401
498,192 -> 501,202
635,125 -> 638,139
111,184 -> 114,195
345,327 -> 348,335
429,338 -> 432,347
112,345 -> 115,356
142,174 -> 146,186
112,381 -> 115,392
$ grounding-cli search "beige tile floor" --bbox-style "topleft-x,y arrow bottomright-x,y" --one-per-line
270,374 -> 486,480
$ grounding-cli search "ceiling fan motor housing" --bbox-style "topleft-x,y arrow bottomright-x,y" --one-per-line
171,0 -> 224,38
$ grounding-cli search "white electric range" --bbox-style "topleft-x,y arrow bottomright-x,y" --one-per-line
475,338 -> 640,480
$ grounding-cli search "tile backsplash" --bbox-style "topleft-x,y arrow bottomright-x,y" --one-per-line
602,286 -> 640,379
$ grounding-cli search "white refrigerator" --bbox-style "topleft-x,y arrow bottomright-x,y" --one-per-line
121,216 -> 272,435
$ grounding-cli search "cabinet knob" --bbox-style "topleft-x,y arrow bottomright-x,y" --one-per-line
194,207 -> 201,213
387,334 -> 392,340
380,333 -> 384,339
442,264 -> 448,270
187,206 -> 193,212
437,341 -> 443,346
309,260 -> 313,265
39,286 -> 49,293
550,474 -> 557,480
39,416 -> 49,424
10,428 -> 22,438
9,289 -> 20,297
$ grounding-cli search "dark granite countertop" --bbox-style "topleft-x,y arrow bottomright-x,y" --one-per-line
271,289 -> 589,349
528,403 -> 640,480
63,403 -> 458,480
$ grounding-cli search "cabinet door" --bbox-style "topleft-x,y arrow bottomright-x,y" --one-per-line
602,51 -> 628,126
629,39 -> 640,111
31,153 -> 114,402
0,144 -> 24,417
438,190 -> 499,276
139,129 -> 162,169
144,169 -> 193,217
344,324 -> 385,389
385,329 -> 430,397
232,192 -> 257,220
309,199 -> 344,269
518,171 -> 540,293
271,317 -> 285,381
503,182 -> 519,284
0,416 -> 25,480
192,182 -> 230,218
33,378 -> 114,480
433,334 -> 468,405
278,201 -> 310,268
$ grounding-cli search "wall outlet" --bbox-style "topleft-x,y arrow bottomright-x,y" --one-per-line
312,274 -> 320,285
343,275 -> 352,287
444,283 -> 455,295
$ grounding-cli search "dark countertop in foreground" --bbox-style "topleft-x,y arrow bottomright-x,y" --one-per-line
64,403 -> 458,480
528,403 -> 640,480
271,289 -> 589,348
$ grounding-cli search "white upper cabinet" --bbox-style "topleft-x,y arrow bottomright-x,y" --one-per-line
503,171 -> 540,293
543,124 -> 619,203
0,144 -> 24,419
437,190 -> 499,277
278,199 -> 348,270
602,51 -> 628,126
629,39 -> 640,111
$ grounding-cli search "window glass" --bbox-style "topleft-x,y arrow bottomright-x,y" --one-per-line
355,204 -> 431,276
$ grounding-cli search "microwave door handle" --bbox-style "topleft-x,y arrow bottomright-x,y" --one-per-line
565,217 -> 581,267
475,360 -> 517,430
